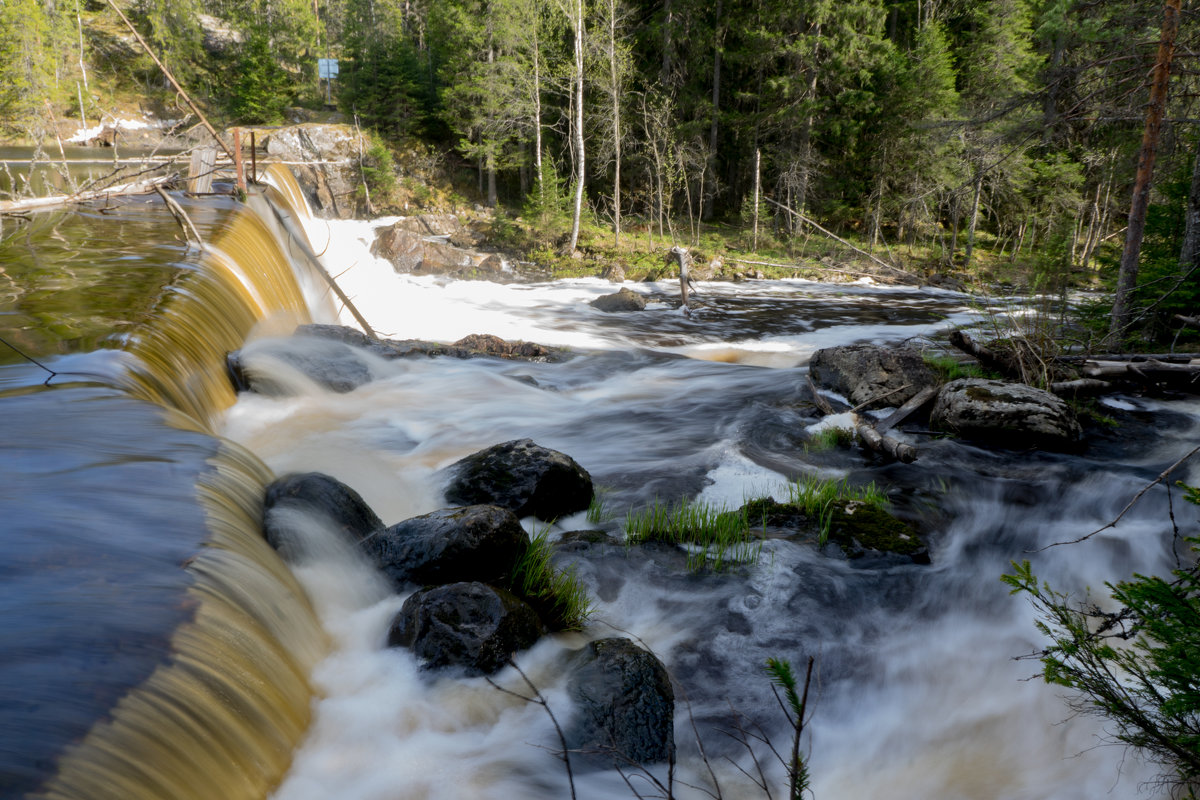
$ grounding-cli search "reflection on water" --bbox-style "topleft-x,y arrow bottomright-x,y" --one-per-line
0,196 -> 239,365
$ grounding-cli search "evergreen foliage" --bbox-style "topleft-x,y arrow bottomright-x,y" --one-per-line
1005,486 -> 1200,792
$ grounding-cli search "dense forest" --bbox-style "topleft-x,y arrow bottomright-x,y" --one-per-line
3,0 -> 1200,343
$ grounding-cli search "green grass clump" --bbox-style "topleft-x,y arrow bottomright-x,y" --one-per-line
586,489 -> 613,524
624,497 -> 764,572
805,426 -> 855,453
508,527 -> 594,631
783,475 -> 889,545
923,352 -> 985,382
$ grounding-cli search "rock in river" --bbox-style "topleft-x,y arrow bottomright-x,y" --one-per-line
360,504 -> 529,589
387,582 -> 544,675
442,439 -> 593,521
931,378 -> 1082,451
263,471 -> 383,559
809,344 -> 937,409
564,637 -> 675,768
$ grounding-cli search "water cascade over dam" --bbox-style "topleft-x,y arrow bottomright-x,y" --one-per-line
2,166 -> 331,800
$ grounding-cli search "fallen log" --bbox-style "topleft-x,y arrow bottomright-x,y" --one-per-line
0,174 -> 175,213
1056,352 -> 1200,363
854,414 -> 917,463
807,372 -> 919,462
947,330 -> 1024,379
1048,378 -> 1113,397
875,386 -> 938,435
806,373 -> 836,415
1080,359 -> 1200,385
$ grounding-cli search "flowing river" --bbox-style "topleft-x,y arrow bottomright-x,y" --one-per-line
1,167 -> 1195,799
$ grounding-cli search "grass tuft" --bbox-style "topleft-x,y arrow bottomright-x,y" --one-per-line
781,475 -> 889,545
624,497 -> 764,572
509,526 -> 594,631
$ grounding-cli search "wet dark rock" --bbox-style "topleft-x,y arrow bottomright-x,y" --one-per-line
931,378 -> 1082,451
263,472 -> 383,558
227,337 -> 373,394
443,439 -> 593,521
809,344 -> 938,409
387,582 -> 544,675
564,637 -> 675,768
590,287 -> 647,313
361,505 -> 529,589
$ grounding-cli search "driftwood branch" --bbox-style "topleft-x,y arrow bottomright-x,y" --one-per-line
806,374 -> 836,415
104,0 -> 234,164
266,202 -> 378,340
153,185 -> 205,251
0,174 -> 174,213
765,196 -> 908,278
1036,444 -> 1200,551
875,386 -> 938,435
854,414 -> 918,463
947,330 -> 1023,379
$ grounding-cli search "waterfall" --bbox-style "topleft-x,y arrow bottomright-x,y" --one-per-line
6,167 -> 336,800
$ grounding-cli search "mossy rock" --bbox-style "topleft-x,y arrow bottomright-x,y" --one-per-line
825,504 -> 929,563
739,497 -> 929,565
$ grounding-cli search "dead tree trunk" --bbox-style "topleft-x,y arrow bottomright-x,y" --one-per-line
1110,0 -> 1181,340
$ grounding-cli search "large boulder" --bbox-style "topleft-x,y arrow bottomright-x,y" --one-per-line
809,344 -> 937,409
564,638 -> 675,768
263,472 -> 383,558
931,378 -> 1082,450
262,124 -> 369,218
360,505 -> 529,590
371,222 -> 480,275
387,582 -> 544,675
443,439 -> 593,521
590,288 -> 647,313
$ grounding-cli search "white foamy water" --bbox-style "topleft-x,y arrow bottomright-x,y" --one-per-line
218,214 -> 1198,800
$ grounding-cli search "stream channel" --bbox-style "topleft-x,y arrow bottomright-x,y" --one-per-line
1,169 -> 1197,799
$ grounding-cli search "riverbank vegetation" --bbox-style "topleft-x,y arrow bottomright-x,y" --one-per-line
4,1 -> 1200,349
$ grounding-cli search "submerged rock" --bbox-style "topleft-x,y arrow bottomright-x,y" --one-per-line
564,637 -> 675,768
931,378 -> 1082,451
360,505 -> 529,589
443,439 -> 593,521
295,324 -> 560,362
227,336 -> 375,394
387,582 -> 544,675
263,472 -> 383,558
809,344 -> 937,409
590,287 -> 647,313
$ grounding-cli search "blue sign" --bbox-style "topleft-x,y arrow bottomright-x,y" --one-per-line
318,58 -> 339,79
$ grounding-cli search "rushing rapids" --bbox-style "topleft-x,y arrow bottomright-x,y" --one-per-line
2,163 -> 1197,799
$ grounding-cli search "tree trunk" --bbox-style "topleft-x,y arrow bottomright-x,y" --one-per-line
661,0 -> 672,84
706,0 -> 723,222
566,0 -> 586,254
607,0 -> 622,246
963,167 -> 982,268
532,21 -> 545,211
1178,138 -> 1200,274
1111,0 -> 1181,340
752,148 -> 761,251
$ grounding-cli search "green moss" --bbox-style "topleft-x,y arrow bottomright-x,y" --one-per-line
825,504 -> 924,557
